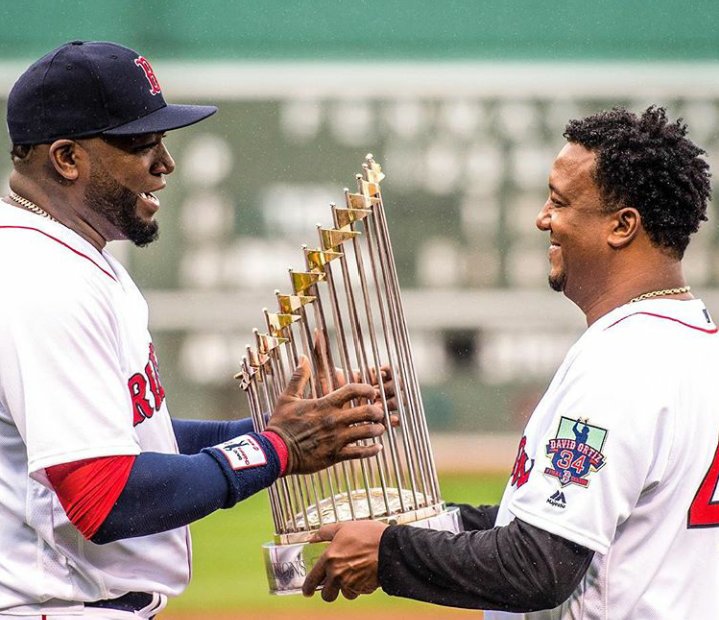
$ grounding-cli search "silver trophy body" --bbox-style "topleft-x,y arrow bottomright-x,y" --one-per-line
237,156 -> 462,594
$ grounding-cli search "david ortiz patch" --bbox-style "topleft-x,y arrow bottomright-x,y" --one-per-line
544,416 -> 607,488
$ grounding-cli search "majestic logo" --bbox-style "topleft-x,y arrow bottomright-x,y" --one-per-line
128,343 -> 166,426
544,417 -> 607,488
134,56 -> 162,95
547,490 -> 567,508
510,435 -> 534,488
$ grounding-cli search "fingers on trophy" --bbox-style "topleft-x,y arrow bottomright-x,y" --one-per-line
235,155 -> 462,594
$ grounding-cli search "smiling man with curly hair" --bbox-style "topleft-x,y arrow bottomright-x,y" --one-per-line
302,106 -> 719,620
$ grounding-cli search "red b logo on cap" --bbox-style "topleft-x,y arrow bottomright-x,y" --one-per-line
134,56 -> 161,96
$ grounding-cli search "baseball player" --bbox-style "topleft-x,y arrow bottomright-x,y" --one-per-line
302,106 -> 719,618
0,41 -> 388,618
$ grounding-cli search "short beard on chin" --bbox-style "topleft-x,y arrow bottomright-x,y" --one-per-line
84,169 -> 159,247
548,273 -> 566,292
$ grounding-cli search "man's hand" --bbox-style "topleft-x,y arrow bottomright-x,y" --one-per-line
302,521 -> 388,601
313,330 -> 397,413
265,357 -> 385,475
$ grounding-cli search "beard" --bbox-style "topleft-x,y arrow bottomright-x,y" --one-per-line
84,165 -> 159,247
548,271 -> 566,292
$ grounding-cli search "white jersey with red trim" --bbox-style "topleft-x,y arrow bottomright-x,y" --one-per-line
487,298 -> 719,620
0,202 -> 190,615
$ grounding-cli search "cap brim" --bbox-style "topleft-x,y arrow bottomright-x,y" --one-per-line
102,103 -> 218,136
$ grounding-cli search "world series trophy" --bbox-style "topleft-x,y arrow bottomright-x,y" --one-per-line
236,155 -> 462,594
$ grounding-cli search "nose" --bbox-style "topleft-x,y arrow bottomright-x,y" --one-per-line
152,142 -> 176,176
536,200 -> 551,231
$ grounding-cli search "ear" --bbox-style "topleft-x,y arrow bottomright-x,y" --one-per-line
607,207 -> 641,249
47,140 -> 81,181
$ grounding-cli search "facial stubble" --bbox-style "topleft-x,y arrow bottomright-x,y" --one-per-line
84,164 -> 159,247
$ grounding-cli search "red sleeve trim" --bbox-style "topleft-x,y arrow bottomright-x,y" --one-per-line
46,455 -> 136,540
261,430 -> 289,476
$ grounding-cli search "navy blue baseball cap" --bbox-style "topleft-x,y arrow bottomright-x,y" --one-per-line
7,40 -> 217,145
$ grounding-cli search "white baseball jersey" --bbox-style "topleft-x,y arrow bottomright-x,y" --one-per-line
0,201 -> 190,615
486,298 -> 719,619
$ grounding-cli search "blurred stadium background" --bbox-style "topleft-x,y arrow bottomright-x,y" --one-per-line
1,2 -> 718,616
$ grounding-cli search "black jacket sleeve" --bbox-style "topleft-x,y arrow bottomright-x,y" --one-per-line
449,503 -> 500,531
378,517 -> 593,612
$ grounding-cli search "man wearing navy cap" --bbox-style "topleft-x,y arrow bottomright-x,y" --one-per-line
0,41 -> 387,618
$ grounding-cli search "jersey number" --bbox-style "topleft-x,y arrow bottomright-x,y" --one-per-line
688,439 -> 719,528
556,450 -> 587,474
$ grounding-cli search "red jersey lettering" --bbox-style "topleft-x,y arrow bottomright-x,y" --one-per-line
146,343 -> 166,409
511,435 -> 534,488
128,373 -> 153,426
128,344 -> 166,426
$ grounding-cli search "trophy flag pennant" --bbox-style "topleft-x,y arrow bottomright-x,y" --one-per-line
276,293 -> 316,314
363,154 -> 385,184
305,248 -> 343,271
234,359 -> 256,390
319,226 -> 360,250
345,191 -> 379,211
360,179 -> 380,198
290,270 -> 326,294
334,206 -> 372,228
257,332 -> 289,355
266,311 -> 301,334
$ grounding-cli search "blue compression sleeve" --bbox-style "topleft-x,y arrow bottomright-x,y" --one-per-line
171,417 -> 256,454
92,432 -> 279,544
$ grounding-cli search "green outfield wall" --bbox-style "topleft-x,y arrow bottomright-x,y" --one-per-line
1,0 -> 718,61
1,3 -> 718,436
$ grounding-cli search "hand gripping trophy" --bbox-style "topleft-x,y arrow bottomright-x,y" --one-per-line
236,155 -> 462,594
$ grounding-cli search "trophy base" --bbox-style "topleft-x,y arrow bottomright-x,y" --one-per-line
262,505 -> 463,595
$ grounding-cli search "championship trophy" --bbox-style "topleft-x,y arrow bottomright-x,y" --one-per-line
236,155 -> 462,594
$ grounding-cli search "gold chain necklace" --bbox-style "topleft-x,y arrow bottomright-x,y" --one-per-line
629,286 -> 691,303
8,191 -> 59,223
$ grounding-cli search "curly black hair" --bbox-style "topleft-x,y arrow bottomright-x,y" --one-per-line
563,106 -> 711,259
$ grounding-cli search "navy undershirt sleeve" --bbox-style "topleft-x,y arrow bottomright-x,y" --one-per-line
171,417 -> 256,454
92,431 -> 278,544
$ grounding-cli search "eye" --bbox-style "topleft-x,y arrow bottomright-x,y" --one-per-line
132,134 -> 166,153
133,141 -> 157,153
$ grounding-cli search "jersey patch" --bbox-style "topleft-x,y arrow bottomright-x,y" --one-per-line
216,434 -> 268,470
544,417 -> 607,488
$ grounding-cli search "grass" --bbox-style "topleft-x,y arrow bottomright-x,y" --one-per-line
164,472 -> 507,616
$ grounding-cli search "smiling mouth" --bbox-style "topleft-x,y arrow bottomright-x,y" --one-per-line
140,191 -> 159,206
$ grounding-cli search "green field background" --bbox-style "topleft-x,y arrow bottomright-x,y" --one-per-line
164,472 -> 507,617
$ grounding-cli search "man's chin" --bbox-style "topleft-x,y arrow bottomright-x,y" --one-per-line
126,221 -> 159,247
548,274 -> 565,292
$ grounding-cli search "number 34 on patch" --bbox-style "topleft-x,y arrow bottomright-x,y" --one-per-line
544,417 -> 607,488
